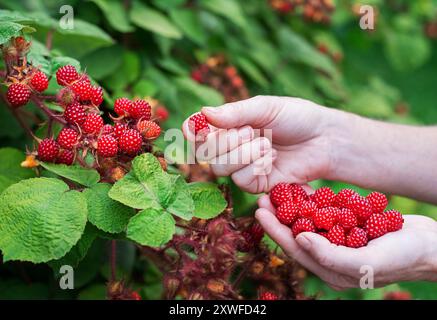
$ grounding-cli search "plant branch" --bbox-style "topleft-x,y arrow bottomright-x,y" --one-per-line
31,96 -> 67,125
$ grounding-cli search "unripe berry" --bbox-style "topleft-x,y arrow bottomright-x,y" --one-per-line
6,83 -> 31,107
137,120 -> 161,140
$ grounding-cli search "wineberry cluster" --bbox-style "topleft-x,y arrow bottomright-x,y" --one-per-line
269,0 -> 335,24
191,55 -> 249,103
270,183 -> 404,248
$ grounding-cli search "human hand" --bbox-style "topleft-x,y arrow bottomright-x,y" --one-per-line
255,194 -> 437,289
182,96 -> 341,194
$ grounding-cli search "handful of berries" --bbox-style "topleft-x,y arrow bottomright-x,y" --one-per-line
270,183 -> 404,248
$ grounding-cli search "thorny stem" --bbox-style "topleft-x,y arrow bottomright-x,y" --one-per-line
111,240 -> 117,282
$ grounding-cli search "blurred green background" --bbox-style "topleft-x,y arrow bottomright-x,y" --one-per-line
0,0 -> 436,299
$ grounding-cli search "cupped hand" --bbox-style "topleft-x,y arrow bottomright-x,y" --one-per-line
255,194 -> 437,290
182,96 -> 340,194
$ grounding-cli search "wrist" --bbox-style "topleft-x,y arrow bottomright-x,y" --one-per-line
423,224 -> 437,281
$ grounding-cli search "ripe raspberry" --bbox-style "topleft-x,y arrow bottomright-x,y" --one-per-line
137,120 -> 161,140
6,83 -> 31,107
384,291 -> 411,300
37,138 -> 60,162
311,187 -> 335,208
114,123 -> 127,138
188,113 -> 210,136
64,102 -> 86,125
83,113 -> 104,134
346,227 -> 368,248
57,127 -> 78,150
155,106 -> 169,122
383,210 -> 404,232
90,86 -> 103,106
71,79 -> 92,101
276,201 -> 299,225
56,65 -> 79,86
337,208 -> 358,231
300,201 -> 318,218
259,292 -> 278,300
347,195 -> 373,221
56,149 -> 74,165
365,213 -> 388,239
129,99 -> 151,120
313,207 -> 337,230
270,183 -> 293,207
114,97 -> 132,117
118,129 -> 143,155
326,224 -> 346,246
335,188 -> 358,208
102,124 -> 113,135
290,183 -> 308,200
366,191 -> 388,213
130,291 -> 142,300
292,218 -> 316,237
97,135 -> 118,158
30,71 -> 49,92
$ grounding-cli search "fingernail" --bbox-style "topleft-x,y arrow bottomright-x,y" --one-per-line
297,235 -> 311,251
239,126 -> 253,141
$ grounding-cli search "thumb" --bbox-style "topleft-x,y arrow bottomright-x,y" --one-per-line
201,96 -> 276,129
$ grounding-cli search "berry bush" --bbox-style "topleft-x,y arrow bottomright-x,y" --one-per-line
0,0 -> 437,300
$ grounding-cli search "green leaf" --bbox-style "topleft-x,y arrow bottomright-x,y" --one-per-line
130,1 -> 182,39
165,175 -> 194,220
174,77 -> 224,106
90,0 -> 134,33
48,224 -> 98,270
0,148 -> 35,193
188,182 -> 227,219
132,79 -> 158,97
84,183 -> 135,233
0,21 -> 35,44
169,9 -> 206,44
40,162 -> 100,187
126,208 -> 175,247
235,56 -> 268,87
81,45 -> 124,80
0,178 -> 87,263
200,0 -> 248,29
51,56 -> 81,74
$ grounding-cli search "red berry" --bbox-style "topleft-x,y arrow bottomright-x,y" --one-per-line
276,201 -> 299,225
71,79 -> 92,101
97,135 -> 118,158
137,120 -> 161,140
118,129 -> 143,155
270,183 -> 293,207
57,127 -> 78,150
129,99 -> 151,120
290,183 -> 308,200
131,291 -> 141,300
30,71 -> 49,92
155,106 -> 169,122
346,227 -> 368,248
312,187 -> 335,208
114,98 -> 132,117
83,113 -> 104,134
292,218 -> 316,237
191,69 -> 203,83
326,224 -> 346,246
6,83 -> 31,107
102,124 -> 113,135
90,86 -> 103,106
56,65 -> 79,86
114,123 -> 127,138
300,201 -> 318,218
384,291 -> 412,300
383,210 -> 404,232
337,208 -> 358,231
313,207 -> 337,231
366,192 -> 388,213
37,138 -> 60,162
188,113 -> 210,136
347,195 -> 373,221
56,149 -> 74,165
259,292 -> 278,300
365,213 -> 388,239
64,102 -> 86,125
335,188 -> 358,207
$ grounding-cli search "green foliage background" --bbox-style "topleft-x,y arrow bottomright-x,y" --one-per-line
0,0 -> 436,299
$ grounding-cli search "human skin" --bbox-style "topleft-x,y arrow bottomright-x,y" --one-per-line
182,95 -> 437,288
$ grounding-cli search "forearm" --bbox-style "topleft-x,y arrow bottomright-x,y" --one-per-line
325,109 -> 437,204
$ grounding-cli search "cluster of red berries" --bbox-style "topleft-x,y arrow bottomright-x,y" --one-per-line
259,291 -> 279,300
270,183 -> 404,248
269,0 -> 335,24
37,65 -> 162,165
191,55 -> 249,103
5,69 -> 49,108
